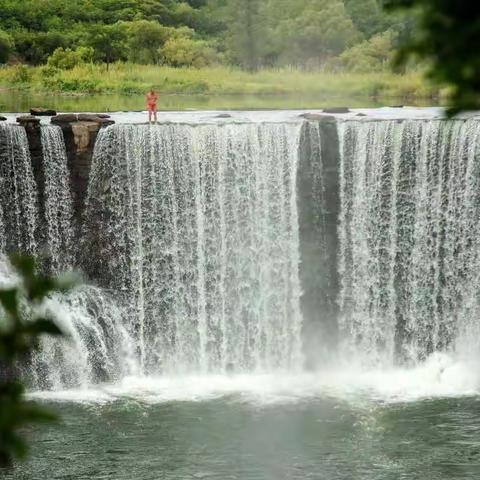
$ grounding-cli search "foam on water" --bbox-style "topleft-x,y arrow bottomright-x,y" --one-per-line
29,351 -> 480,406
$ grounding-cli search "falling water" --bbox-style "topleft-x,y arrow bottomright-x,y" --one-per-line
40,125 -> 75,272
338,119 -> 480,366
0,255 -> 138,390
29,286 -> 138,390
0,124 -> 38,255
83,123 -> 304,374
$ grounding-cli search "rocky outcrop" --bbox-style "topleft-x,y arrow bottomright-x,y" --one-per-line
51,114 -> 114,126
51,115 -> 114,223
15,112 -> 115,234
17,115 -> 41,126
0,116 -> 6,121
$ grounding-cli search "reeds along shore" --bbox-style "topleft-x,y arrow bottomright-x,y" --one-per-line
0,63 -> 443,100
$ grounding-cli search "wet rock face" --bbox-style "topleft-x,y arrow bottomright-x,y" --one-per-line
0,116 -> 6,121
54,118 -> 114,224
18,112 -> 115,230
71,121 -> 103,153
30,107 -> 57,116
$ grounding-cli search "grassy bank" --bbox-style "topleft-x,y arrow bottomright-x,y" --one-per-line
0,63 -> 441,101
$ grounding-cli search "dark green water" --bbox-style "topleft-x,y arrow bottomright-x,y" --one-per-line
0,91 -> 442,113
5,394 -> 480,480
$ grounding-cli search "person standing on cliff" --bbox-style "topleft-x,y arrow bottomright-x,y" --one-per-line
146,88 -> 158,123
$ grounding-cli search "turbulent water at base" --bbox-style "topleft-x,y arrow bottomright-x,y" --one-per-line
84,123 -> 303,374
40,125 -> 75,273
338,119 -> 480,366
0,124 -> 38,255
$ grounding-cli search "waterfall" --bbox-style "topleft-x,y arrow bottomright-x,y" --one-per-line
338,119 -> 480,366
83,123 -> 304,374
5,113 -> 480,388
0,255 -> 137,390
40,125 -> 75,273
0,124 -> 38,255
29,286 -> 138,390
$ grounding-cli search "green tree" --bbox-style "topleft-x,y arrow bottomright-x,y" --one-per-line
127,20 -> 173,64
160,35 -> 217,67
344,0 -> 386,37
385,0 -> 480,114
47,46 -> 94,69
0,255 -> 73,467
270,0 -> 362,67
224,0 -> 267,71
82,23 -> 128,68
12,31 -> 70,65
328,30 -> 397,72
0,29 -> 13,63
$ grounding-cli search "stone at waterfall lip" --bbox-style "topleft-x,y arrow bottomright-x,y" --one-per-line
322,107 -> 351,114
0,115 -> 6,121
300,113 -> 335,121
51,113 -> 115,126
77,113 -> 114,123
16,115 -> 41,125
51,113 -> 79,124
30,107 -> 57,116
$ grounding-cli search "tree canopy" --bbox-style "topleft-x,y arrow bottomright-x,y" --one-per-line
0,0 -> 409,72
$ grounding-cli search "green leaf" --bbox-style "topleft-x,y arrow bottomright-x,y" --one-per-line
0,289 -> 18,317
27,277 -> 58,302
9,254 -> 35,280
26,318 -> 63,336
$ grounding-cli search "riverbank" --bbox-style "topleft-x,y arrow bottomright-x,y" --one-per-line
0,63 -> 442,101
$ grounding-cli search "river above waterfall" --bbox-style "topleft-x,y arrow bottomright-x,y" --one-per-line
0,106 -> 461,125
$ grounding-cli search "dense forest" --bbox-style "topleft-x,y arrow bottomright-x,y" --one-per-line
0,0 -> 410,72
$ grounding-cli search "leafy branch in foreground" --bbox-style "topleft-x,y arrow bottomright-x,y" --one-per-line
384,0 -> 480,115
0,255 -> 73,468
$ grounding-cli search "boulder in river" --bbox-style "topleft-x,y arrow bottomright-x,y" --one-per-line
30,107 -> 57,116
322,107 -> 351,114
